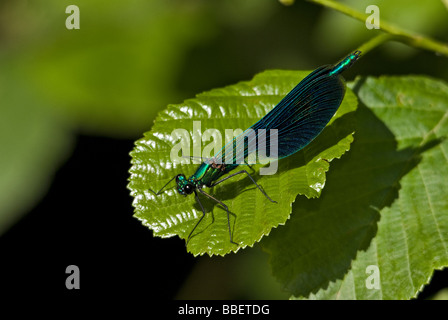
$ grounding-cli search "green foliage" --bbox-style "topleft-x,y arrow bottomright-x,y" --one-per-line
262,76 -> 448,299
130,72 -> 448,298
128,70 -> 357,256
0,66 -> 72,234
2,0 -> 446,299
16,0 -> 215,137
315,0 -> 448,56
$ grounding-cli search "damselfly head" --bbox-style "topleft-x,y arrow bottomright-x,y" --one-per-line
175,174 -> 186,183
176,174 -> 194,196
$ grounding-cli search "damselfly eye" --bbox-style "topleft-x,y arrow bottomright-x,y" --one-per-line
184,183 -> 194,195
176,174 -> 185,183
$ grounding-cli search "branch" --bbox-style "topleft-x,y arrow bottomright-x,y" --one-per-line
308,0 -> 448,57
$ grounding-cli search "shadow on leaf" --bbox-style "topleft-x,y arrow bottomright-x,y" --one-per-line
262,100 -> 442,298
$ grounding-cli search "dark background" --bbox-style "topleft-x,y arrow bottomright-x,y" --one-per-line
0,135 -> 195,298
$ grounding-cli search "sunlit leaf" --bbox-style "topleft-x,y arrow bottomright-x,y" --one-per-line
128,70 -> 357,256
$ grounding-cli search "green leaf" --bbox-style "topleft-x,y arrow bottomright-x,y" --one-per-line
262,76 -> 448,299
128,70 -> 358,256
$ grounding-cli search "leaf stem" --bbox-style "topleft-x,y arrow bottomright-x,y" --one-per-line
308,0 -> 448,57
356,34 -> 396,56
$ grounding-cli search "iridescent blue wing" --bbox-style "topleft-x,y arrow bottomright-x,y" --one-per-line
213,65 -> 346,165
252,65 -> 346,159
